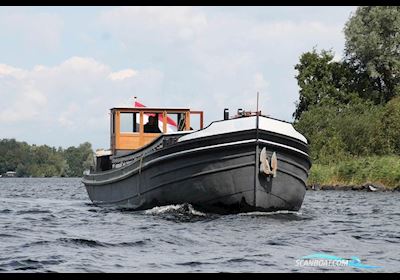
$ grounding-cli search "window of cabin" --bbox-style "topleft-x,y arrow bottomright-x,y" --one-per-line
166,113 -> 187,132
143,112 -> 162,134
177,113 -> 186,131
120,112 -> 139,133
189,112 -> 201,131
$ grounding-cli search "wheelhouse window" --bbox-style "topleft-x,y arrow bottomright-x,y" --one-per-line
165,112 -> 187,132
120,112 -> 139,133
143,112 -> 162,134
177,113 -> 186,131
189,113 -> 200,130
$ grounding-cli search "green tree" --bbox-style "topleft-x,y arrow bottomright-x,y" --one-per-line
293,49 -> 358,120
294,100 -> 389,162
344,6 -> 400,104
64,142 -> 94,177
294,105 -> 348,163
381,96 -> 400,154
335,101 -> 387,156
0,139 -> 93,177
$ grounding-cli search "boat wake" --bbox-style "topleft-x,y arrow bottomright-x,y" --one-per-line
144,203 -> 206,217
238,210 -> 308,221
238,210 -> 302,216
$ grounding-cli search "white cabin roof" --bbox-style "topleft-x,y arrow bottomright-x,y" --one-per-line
178,115 -> 307,143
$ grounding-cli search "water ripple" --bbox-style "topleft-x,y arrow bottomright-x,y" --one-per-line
0,178 -> 398,272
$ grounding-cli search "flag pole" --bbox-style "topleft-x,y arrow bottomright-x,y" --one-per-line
256,91 -> 259,140
253,92 -> 260,207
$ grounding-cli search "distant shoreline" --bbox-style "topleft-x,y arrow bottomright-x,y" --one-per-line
0,176 -> 82,179
2,177 -> 399,192
306,184 -> 400,192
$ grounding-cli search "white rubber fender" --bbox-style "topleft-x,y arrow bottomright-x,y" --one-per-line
259,147 -> 277,177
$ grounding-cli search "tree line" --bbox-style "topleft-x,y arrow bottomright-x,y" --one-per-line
0,139 -> 93,177
293,6 -> 400,165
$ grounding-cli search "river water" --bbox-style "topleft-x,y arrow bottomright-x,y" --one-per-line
0,178 -> 399,272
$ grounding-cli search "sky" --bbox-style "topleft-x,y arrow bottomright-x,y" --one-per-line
0,6 -> 357,150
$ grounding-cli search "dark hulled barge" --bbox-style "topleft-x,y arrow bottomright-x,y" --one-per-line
82,105 -> 311,214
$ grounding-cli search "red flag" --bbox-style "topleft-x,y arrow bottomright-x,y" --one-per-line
134,101 -> 145,108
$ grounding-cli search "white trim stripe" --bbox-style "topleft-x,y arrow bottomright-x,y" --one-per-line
258,139 -> 309,157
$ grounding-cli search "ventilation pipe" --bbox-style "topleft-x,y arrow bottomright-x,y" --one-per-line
224,108 -> 229,120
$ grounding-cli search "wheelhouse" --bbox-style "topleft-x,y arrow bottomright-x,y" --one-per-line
110,107 -> 203,155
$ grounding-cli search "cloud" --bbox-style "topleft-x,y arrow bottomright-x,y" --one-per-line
0,84 -> 47,122
0,7 -> 356,148
95,6 -> 349,123
99,6 -> 208,44
0,57 -> 164,148
57,103 -> 79,128
108,69 -> 137,81
0,64 -> 27,79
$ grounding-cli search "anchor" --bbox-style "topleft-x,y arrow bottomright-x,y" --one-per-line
259,147 -> 277,177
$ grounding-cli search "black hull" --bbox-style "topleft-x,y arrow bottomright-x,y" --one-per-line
82,129 -> 311,214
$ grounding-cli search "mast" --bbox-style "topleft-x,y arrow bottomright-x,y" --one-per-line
256,91 -> 260,139
253,92 -> 260,207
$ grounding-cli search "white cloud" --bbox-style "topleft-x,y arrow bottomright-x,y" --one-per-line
58,56 -> 109,75
95,7 -> 347,124
0,57 -> 164,148
0,6 -> 357,148
57,103 -> 79,128
0,64 -> 27,79
250,20 -> 339,38
0,84 -> 47,122
108,69 -> 137,81
99,6 -> 208,44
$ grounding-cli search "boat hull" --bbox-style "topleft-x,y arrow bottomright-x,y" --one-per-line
83,128 -> 310,214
